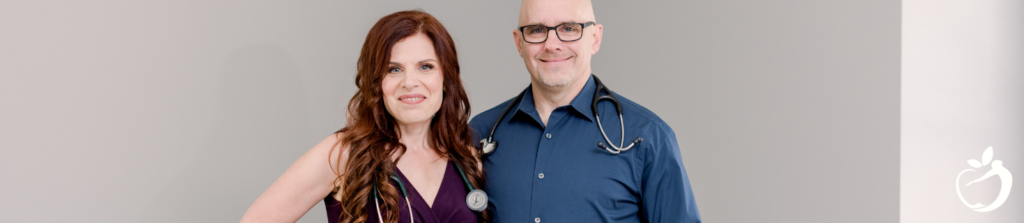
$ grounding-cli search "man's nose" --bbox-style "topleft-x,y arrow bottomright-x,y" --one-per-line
542,29 -> 563,52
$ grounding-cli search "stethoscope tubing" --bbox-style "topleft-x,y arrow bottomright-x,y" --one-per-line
371,162 -> 486,223
481,75 -> 641,157
373,175 -> 413,223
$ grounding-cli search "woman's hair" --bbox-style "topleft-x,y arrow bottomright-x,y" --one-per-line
330,10 -> 485,223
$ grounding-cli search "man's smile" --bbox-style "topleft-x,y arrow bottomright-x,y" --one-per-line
539,56 -> 573,62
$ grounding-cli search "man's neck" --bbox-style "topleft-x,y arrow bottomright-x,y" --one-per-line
532,74 -> 590,126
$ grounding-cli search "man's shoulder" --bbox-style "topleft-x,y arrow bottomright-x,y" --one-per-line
612,91 -> 670,128
469,96 -> 518,136
613,91 -> 685,162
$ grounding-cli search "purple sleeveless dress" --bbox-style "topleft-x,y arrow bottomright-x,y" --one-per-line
324,162 -> 479,223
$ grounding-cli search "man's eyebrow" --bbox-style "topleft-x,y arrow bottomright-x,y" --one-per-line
525,21 -> 580,26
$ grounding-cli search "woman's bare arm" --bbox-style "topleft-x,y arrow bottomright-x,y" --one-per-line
240,134 -> 348,223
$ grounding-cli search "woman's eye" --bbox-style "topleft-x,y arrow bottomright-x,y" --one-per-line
388,67 -> 402,73
419,64 -> 434,71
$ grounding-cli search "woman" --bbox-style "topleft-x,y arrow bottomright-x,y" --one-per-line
241,10 -> 486,223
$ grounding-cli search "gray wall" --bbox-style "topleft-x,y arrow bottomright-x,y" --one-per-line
0,1 -> 899,222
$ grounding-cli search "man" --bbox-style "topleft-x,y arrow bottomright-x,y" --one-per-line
469,0 -> 701,222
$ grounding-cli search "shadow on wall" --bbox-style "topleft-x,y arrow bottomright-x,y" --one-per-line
137,44 -> 324,222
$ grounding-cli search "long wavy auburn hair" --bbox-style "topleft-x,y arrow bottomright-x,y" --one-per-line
329,10 -> 486,223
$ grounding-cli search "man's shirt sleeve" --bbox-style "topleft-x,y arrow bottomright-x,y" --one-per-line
640,122 -> 701,223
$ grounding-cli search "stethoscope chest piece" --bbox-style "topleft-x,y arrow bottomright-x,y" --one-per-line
465,189 -> 488,211
479,139 -> 496,156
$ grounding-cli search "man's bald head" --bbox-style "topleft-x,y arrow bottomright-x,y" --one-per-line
518,0 -> 595,27
513,0 -> 603,90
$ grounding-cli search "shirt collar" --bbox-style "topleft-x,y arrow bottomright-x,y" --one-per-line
568,74 -> 597,122
513,75 -> 597,123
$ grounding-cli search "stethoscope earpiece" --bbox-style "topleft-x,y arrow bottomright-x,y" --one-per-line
599,137 -> 642,154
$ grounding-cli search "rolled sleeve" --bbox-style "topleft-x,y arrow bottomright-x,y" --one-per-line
641,123 -> 701,223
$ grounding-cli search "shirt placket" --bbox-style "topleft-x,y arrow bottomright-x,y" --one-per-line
529,107 -> 570,223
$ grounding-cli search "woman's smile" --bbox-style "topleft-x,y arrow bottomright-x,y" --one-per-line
398,93 -> 427,105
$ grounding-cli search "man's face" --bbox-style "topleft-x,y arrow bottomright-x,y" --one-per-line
516,0 -> 602,88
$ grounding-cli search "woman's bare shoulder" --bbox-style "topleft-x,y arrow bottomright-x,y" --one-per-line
315,132 -> 351,200
238,132 -> 351,222
313,132 -> 349,169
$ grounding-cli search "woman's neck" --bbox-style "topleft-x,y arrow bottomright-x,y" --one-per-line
397,120 -> 432,152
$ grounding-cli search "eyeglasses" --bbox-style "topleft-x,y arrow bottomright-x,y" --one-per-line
518,22 -> 596,44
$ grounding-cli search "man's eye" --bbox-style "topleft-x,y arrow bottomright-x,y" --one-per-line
419,64 -> 433,71
530,27 -> 546,34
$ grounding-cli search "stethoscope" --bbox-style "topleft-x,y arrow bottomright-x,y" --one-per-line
479,75 -> 643,155
372,162 -> 487,223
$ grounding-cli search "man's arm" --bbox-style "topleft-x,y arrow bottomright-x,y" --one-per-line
640,123 -> 701,223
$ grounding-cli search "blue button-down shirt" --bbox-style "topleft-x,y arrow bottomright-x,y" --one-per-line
469,75 -> 701,223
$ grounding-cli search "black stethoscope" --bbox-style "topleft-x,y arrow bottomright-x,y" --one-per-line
479,75 -> 643,156
372,162 -> 487,223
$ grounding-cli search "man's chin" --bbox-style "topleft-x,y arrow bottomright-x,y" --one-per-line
538,74 -> 575,87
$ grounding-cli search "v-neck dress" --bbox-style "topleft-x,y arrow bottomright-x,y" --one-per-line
324,161 -> 479,223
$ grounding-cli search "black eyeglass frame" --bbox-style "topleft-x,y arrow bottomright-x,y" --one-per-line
518,21 -> 596,44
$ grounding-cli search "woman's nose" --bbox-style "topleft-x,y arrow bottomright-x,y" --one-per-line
401,73 -> 420,89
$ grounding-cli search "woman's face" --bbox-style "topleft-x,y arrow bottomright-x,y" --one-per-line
382,32 -> 444,126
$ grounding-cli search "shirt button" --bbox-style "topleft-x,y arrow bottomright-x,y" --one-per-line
545,133 -> 552,139
535,217 -> 541,223
538,173 -> 545,179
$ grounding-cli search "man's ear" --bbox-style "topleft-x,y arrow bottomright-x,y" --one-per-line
591,24 -> 603,55
513,29 -> 524,57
